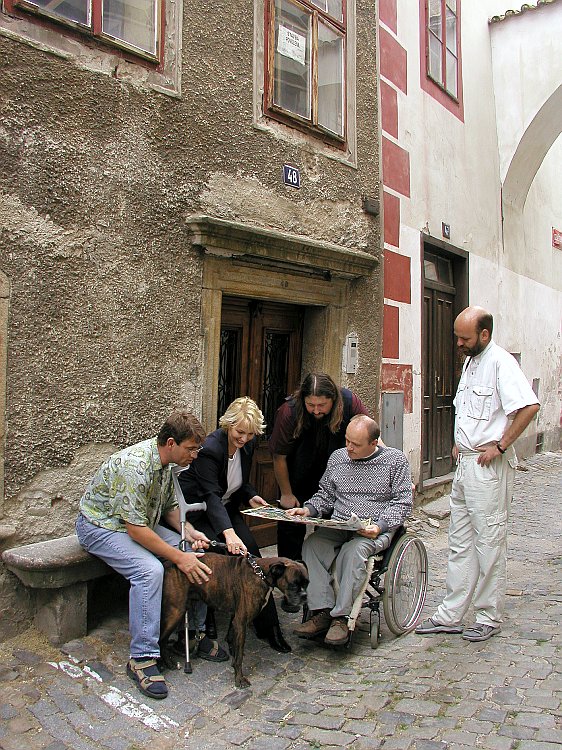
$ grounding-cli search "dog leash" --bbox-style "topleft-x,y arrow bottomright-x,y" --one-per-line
209,542 -> 269,585
209,542 -> 268,583
179,539 -> 231,552
187,539 -> 269,586
199,541 -> 273,608
245,553 -> 273,610
208,540 -> 229,551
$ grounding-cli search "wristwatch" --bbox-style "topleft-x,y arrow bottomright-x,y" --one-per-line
496,441 -> 506,454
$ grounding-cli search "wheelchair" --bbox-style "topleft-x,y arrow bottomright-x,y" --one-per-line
302,526 -> 428,649
348,526 -> 428,648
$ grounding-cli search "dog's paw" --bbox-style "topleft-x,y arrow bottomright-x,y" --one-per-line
160,650 -> 182,671
235,675 -> 251,689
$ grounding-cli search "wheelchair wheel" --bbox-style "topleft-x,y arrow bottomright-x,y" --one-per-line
383,535 -> 428,635
369,609 -> 381,649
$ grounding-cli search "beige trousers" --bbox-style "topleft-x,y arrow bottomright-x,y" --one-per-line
434,451 -> 516,628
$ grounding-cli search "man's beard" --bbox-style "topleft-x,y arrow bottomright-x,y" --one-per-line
464,337 -> 486,357
310,413 -> 330,427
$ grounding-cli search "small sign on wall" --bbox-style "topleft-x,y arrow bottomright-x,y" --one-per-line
283,164 -> 301,189
277,26 -> 306,65
553,228 -> 562,250
342,333 -> 358,374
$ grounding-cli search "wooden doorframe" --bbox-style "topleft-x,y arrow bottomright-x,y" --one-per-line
418,235 -> 468,491
191,216 -> 379,432
201,258 -> 348,431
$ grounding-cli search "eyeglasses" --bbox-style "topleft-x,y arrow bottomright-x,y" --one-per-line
187,446 -> 203,456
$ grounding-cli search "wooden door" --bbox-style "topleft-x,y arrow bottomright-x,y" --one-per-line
218,297 -> 304,546
422,253 -> 456,481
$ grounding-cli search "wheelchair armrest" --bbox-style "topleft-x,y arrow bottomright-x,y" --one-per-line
378,525 -> 406,571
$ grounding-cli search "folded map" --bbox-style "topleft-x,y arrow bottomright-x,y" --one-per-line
241,505 -> 370,531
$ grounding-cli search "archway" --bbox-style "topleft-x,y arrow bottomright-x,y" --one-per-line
502,85 -> 562,213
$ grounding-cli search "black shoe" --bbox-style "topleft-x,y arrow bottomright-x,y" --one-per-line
256,625 -> 292,653
205,609 -> 218,640
280,596 -> 300,613
172,630 -> 228,661
195,634 -> 229,662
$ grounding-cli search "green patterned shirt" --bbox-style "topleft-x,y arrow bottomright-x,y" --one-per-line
79,438 -> 177,531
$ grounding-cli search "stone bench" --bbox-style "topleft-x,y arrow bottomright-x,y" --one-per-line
1,534 -> 112,645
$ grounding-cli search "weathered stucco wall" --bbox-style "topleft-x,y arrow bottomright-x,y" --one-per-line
0,0 -> 381,640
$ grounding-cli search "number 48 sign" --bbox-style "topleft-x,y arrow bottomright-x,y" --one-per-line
283,164 -> 301,189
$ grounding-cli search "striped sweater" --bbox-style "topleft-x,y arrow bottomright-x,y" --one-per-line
303,446 -> 412,533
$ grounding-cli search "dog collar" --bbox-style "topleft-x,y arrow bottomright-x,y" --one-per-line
245,553 -> 267,582
245,554 -> 274,610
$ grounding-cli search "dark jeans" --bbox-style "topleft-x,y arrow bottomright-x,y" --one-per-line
190,505 -> 281,635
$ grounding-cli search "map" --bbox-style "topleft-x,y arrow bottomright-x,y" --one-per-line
241,505 -> 371,531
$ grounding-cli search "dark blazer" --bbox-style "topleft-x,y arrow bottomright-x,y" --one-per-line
178,428 -> 258,537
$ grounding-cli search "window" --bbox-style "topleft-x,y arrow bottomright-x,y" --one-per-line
265,0 -> 346,142
426,0 -> 458,98
7,0 -> 162,60
424,253 -> 453,287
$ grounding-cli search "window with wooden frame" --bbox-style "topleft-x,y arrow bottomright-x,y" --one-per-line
426,0 -> 459,99
265,0 -> 346,143
5,0 -> 162,61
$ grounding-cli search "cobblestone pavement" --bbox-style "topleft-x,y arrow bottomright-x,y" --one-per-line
1,452 -> 560,750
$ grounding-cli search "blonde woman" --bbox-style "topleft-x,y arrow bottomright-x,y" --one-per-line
179,397 -> 291,653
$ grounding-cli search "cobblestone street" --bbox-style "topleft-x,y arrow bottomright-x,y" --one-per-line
0,451 -> 560,750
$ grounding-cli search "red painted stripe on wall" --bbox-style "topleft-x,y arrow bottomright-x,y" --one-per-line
379,0 -> 397,33
384,249 -> 411,303
382,136 -> 410,198
381,363 -> 413,414
379,26 -> 407,95
383,191 -> 400,248
380,80 -> 398,139
383,304 -> 400,359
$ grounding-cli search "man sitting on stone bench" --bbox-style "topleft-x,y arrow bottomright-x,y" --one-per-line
288,415 -> 413,646
76,410 -> 226,701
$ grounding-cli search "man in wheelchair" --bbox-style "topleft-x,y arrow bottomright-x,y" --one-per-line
288,415 -> 413,646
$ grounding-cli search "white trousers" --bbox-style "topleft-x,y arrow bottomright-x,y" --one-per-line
434,452 -> 515,628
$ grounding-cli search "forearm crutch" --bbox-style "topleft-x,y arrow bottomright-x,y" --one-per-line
172,464 -> 207,676
179,519 -> 193,674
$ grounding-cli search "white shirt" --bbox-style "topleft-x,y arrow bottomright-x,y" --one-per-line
222,449 -> 243,503
454,341 -> 539,452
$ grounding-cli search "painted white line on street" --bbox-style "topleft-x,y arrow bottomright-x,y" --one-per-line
50,661 -> 84,679
83,665 -> 103,681
100,686 -> 179,730
48,662 -> 179,732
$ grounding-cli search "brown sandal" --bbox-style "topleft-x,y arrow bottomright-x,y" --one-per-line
127,658 -> 168,699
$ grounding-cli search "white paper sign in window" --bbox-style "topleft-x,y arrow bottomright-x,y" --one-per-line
277,25 -> 307,65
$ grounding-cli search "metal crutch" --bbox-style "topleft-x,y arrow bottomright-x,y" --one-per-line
172,465 -> 207,675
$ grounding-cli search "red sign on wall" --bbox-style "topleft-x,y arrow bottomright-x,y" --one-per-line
553,228 -> 562,250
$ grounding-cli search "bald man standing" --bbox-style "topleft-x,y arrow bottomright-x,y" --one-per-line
416,306 -> 539,642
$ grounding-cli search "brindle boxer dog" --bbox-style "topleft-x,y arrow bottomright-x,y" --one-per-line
160,553 -> 308,688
